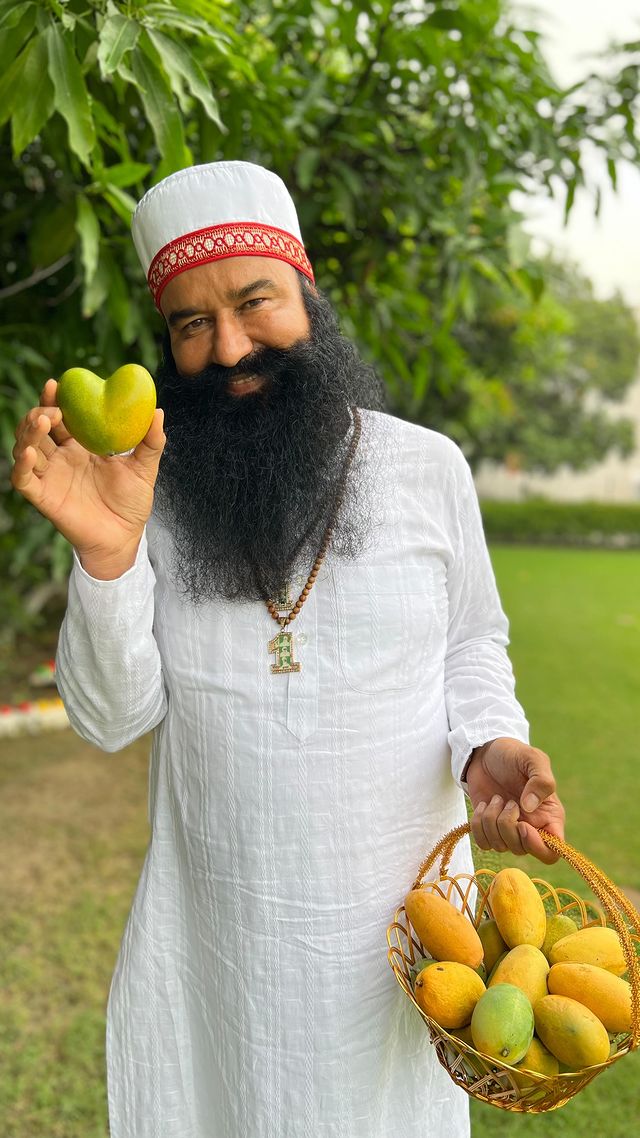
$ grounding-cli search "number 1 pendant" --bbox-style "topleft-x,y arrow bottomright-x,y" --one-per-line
268,630 -> 301,674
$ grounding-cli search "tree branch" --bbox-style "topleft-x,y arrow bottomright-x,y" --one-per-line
0,255 -> 73,300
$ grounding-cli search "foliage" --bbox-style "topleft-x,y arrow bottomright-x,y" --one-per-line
2,0 -> 640,635
480,498 -> 640,547
458,258 -> 640,471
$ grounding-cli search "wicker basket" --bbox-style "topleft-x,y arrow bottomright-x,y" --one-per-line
387,823 -> 640,1113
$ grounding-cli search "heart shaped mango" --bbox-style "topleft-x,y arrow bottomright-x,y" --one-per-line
57,364 -> 156,456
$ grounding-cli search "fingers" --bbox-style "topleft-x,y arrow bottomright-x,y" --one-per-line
517,821 -> 561,865
471,797 -> 527,856
40,377 -> 58,407
519,749 -> 556,814
13,407 -> 63,474
40,378 -> 73,443
10,443 -> 45,504
132,408 -> 166,469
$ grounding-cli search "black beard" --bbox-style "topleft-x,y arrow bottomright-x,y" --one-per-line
153,278 -> 387,604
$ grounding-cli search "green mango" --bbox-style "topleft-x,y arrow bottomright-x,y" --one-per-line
57,364 -> 156,456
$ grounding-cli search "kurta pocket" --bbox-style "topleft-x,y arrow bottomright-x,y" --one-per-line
332,563 -> 446,694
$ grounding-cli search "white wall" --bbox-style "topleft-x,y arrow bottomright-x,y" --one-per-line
474,377 -> 640,503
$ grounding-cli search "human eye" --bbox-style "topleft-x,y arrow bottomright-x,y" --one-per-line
183,317 -> 207,332
241,297 -> 266,311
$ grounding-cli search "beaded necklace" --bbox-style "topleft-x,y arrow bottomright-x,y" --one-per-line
265,407 -> 361,674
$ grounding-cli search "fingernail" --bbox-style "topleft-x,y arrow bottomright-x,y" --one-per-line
505,800 -> 518,812
475,801 -> 487,813
522,793 -> 539,812
490,795 -> 503,808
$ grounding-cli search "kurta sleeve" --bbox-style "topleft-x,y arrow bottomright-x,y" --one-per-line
55,529 -> 167,753
443,448 -> 529,787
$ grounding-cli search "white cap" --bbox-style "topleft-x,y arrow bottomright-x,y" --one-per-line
131,160 -> 314,309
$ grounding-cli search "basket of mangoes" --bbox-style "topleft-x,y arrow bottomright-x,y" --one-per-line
387,823 -> 640,1112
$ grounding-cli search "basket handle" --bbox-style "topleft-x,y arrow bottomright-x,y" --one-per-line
411,822 -> 640,1048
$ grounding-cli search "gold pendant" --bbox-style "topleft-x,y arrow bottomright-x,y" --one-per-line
268,630 -> 301,674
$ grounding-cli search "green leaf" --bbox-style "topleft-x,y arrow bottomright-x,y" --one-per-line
97,11 -> 139,78
81,253 -> 110,318
518,267 -> 545,303
144,27 -> 223,127
0,0 -> 32,31
46,22 -> 96,166
607,157 -> 618,191
114,58 -> 137,86
75,195 -> 101,287
0,4 -> 35,69
90,99 -> 131,162
106,257 -> 137,344
28,201 -> 76,267
130,47 -> 191,171
100,162 -> 151,188
378,119 -> 395,147
471,256 -> 502,286
296,148 -> 320,191
563,176 -> 576,225
172,0 -> 227,21
11,31 -> 54,155
140,27 -> 187,109
0,33 -> 28,125
427,9 -> 471,32
143,2 -> 227,42
102,184 -> 137,224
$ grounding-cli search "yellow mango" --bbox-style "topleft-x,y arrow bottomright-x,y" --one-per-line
547,962 -> 632,1034
548,926 -> 626,976
413,961 -> 486,1029
478,918 -> 508,975
534,995 -> 610,1070
488,867 -> 546,949
514,1036 -> 560,1088
404,889 -> 484,968
488,944 -> 550,1007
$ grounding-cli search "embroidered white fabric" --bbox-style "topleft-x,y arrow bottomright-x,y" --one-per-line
56,409 -> 529,1138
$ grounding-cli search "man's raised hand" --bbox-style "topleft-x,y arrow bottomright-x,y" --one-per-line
11,378 -> 166,578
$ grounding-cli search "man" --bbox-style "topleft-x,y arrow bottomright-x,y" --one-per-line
12,161 -> 565,1138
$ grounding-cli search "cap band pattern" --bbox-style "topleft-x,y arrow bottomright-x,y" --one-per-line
148,221 -> 314,307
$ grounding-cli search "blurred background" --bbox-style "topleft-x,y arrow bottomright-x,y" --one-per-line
1,1 -> 639,1135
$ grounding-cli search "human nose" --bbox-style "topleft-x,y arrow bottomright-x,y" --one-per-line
209,315 -> 254,368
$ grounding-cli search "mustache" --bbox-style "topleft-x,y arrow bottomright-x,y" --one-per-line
157,343 -> 303,393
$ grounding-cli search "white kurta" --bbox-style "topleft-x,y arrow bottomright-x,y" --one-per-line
56,410 -> 529,1138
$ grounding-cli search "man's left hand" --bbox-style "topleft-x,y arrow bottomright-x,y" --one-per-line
465,737 -> 565,864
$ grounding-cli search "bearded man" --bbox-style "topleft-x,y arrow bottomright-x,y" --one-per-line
11,161 -> 565,1138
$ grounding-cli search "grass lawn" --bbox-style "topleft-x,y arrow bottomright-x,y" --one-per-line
487,546 -> 640,894
0,545 -> 638,1136
470,546 -> 640,1138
